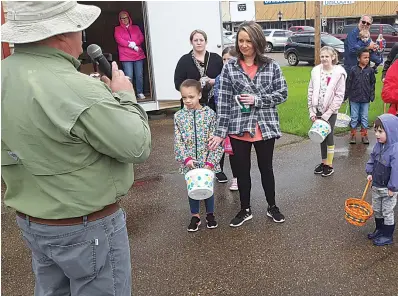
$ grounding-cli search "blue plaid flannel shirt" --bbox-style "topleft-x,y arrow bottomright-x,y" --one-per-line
215,58 -> 288,140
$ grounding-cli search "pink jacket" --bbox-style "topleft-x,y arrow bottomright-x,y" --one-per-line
114,11 -> 146,62
307,64 -> 347,121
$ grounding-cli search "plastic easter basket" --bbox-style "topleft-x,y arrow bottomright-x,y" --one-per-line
344,180 -> 373,226
336,104 -> 351,128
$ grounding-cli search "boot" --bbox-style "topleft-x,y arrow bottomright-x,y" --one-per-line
361,128 -> 369,144
373,224 -> 395,246
368,218 -> 384,239
350,129 -> 356,144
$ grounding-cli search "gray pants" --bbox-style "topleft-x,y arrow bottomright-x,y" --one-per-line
316,112 -> 337,160
372,187 -> 397,225
16,209 -> 132,296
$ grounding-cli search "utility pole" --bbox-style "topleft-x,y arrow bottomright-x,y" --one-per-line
314,1 -> 322,65
304,1 -> 307,26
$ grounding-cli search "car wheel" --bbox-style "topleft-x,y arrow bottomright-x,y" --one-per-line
265,42 -> 273,53
287,52 -> 299,66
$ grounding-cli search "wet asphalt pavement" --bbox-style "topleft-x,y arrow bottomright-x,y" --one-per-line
2,115 -> 397,296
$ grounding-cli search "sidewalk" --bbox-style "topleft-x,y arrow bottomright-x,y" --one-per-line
2,118 -> 397,296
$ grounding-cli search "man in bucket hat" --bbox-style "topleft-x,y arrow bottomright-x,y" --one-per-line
1,2 -> 151,295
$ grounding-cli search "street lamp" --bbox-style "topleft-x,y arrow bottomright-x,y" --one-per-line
278,11 -> 283,29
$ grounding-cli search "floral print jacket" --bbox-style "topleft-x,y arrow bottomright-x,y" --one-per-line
174,106 -> 224,174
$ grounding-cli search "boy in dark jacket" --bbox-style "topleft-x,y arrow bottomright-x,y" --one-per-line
346,49 -> 376,144
366,114 -> 398,246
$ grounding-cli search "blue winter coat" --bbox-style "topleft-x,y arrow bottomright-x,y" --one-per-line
346,64 -> 376,103
344,27 -> 369,70
366,114 -> 398,192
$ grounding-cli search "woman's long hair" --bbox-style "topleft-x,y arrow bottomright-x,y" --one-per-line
235,21 -> 271,65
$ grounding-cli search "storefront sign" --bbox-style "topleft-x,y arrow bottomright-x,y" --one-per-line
238,4 -> 247,11
263,1 -> 301,5
323,1 -> 355,5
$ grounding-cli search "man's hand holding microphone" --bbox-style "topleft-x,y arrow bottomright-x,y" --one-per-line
101,62 -> 134,93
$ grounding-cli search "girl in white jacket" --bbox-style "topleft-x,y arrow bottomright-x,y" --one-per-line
307,46 -> 347,177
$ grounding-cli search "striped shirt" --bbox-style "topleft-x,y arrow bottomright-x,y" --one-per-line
215,57 -> 288,140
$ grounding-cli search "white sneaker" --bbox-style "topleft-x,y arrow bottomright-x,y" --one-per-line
229,178 -> 238,191
138,93 -> 146,100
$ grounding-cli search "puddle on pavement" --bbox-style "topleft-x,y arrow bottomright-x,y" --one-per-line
335,145 -> 374,158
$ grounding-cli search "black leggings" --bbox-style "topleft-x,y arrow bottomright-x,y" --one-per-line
230,137 -> 276,209
316,112 -> 337,160
220,153 -> 238,178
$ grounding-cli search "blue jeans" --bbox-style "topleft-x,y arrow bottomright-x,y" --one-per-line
188,195 -> 215,215
350,102 -> 370,129
122,60 -> 144,94
370,51 -> 383,66
16,209 -> 131,296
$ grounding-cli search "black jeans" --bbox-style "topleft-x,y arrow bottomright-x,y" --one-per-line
230,137 -> 276,209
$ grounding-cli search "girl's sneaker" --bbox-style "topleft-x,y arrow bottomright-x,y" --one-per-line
187,216 -> 201,232
314,163 -> 324,174
322,165 -> 334,177
229,178 -> 238,191
206,213 -> 218,229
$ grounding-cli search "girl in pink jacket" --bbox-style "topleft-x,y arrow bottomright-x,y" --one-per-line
114,11 -> 146,99
307,46 -> 347,177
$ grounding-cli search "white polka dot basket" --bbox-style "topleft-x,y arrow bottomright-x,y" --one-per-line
308,119 -> 331,144
185,168 -> 214,200
335,104 -> 351,128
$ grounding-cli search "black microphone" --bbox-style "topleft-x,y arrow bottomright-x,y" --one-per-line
87,44 -> 112,79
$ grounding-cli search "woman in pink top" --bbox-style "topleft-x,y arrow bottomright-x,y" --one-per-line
114,11 -> 146,99
209,21 -> 288,227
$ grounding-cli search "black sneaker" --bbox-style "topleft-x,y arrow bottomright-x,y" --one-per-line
267,205 -> 285,223
314,163 -> 324,174
216,172 -> 228,183
206,213 -> 218,229
322,165 -> 334,177
187,216 -> 201,232
230,208 -> 253,227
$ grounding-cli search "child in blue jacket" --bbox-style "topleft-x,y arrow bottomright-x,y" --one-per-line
366,114 -> 398,246
346,49 -> 376,144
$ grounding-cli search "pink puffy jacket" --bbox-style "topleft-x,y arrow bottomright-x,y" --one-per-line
114,11 -> 146,62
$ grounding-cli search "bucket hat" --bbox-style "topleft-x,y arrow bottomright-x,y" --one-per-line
1,1 -> 100,44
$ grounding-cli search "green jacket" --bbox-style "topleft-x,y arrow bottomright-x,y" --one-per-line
1,45 -> 151,219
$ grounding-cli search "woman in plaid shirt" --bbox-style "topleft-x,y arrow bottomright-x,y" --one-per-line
208,21 -> 288,227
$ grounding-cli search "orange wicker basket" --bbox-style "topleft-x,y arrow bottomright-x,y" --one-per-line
345,179 -> 373,226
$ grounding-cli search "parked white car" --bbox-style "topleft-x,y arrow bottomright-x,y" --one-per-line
223,36 -> 234,49
263,29 -> 293,53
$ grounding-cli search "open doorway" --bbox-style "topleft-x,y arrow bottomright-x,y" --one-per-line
78,1 -> 154,102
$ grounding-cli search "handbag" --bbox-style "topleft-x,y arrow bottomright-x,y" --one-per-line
193,52 -> 213,105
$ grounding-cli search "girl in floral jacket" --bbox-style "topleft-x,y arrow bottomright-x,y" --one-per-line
174,79 -> 223,232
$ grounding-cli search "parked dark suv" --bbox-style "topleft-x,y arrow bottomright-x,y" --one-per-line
284,33 -> 344,66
